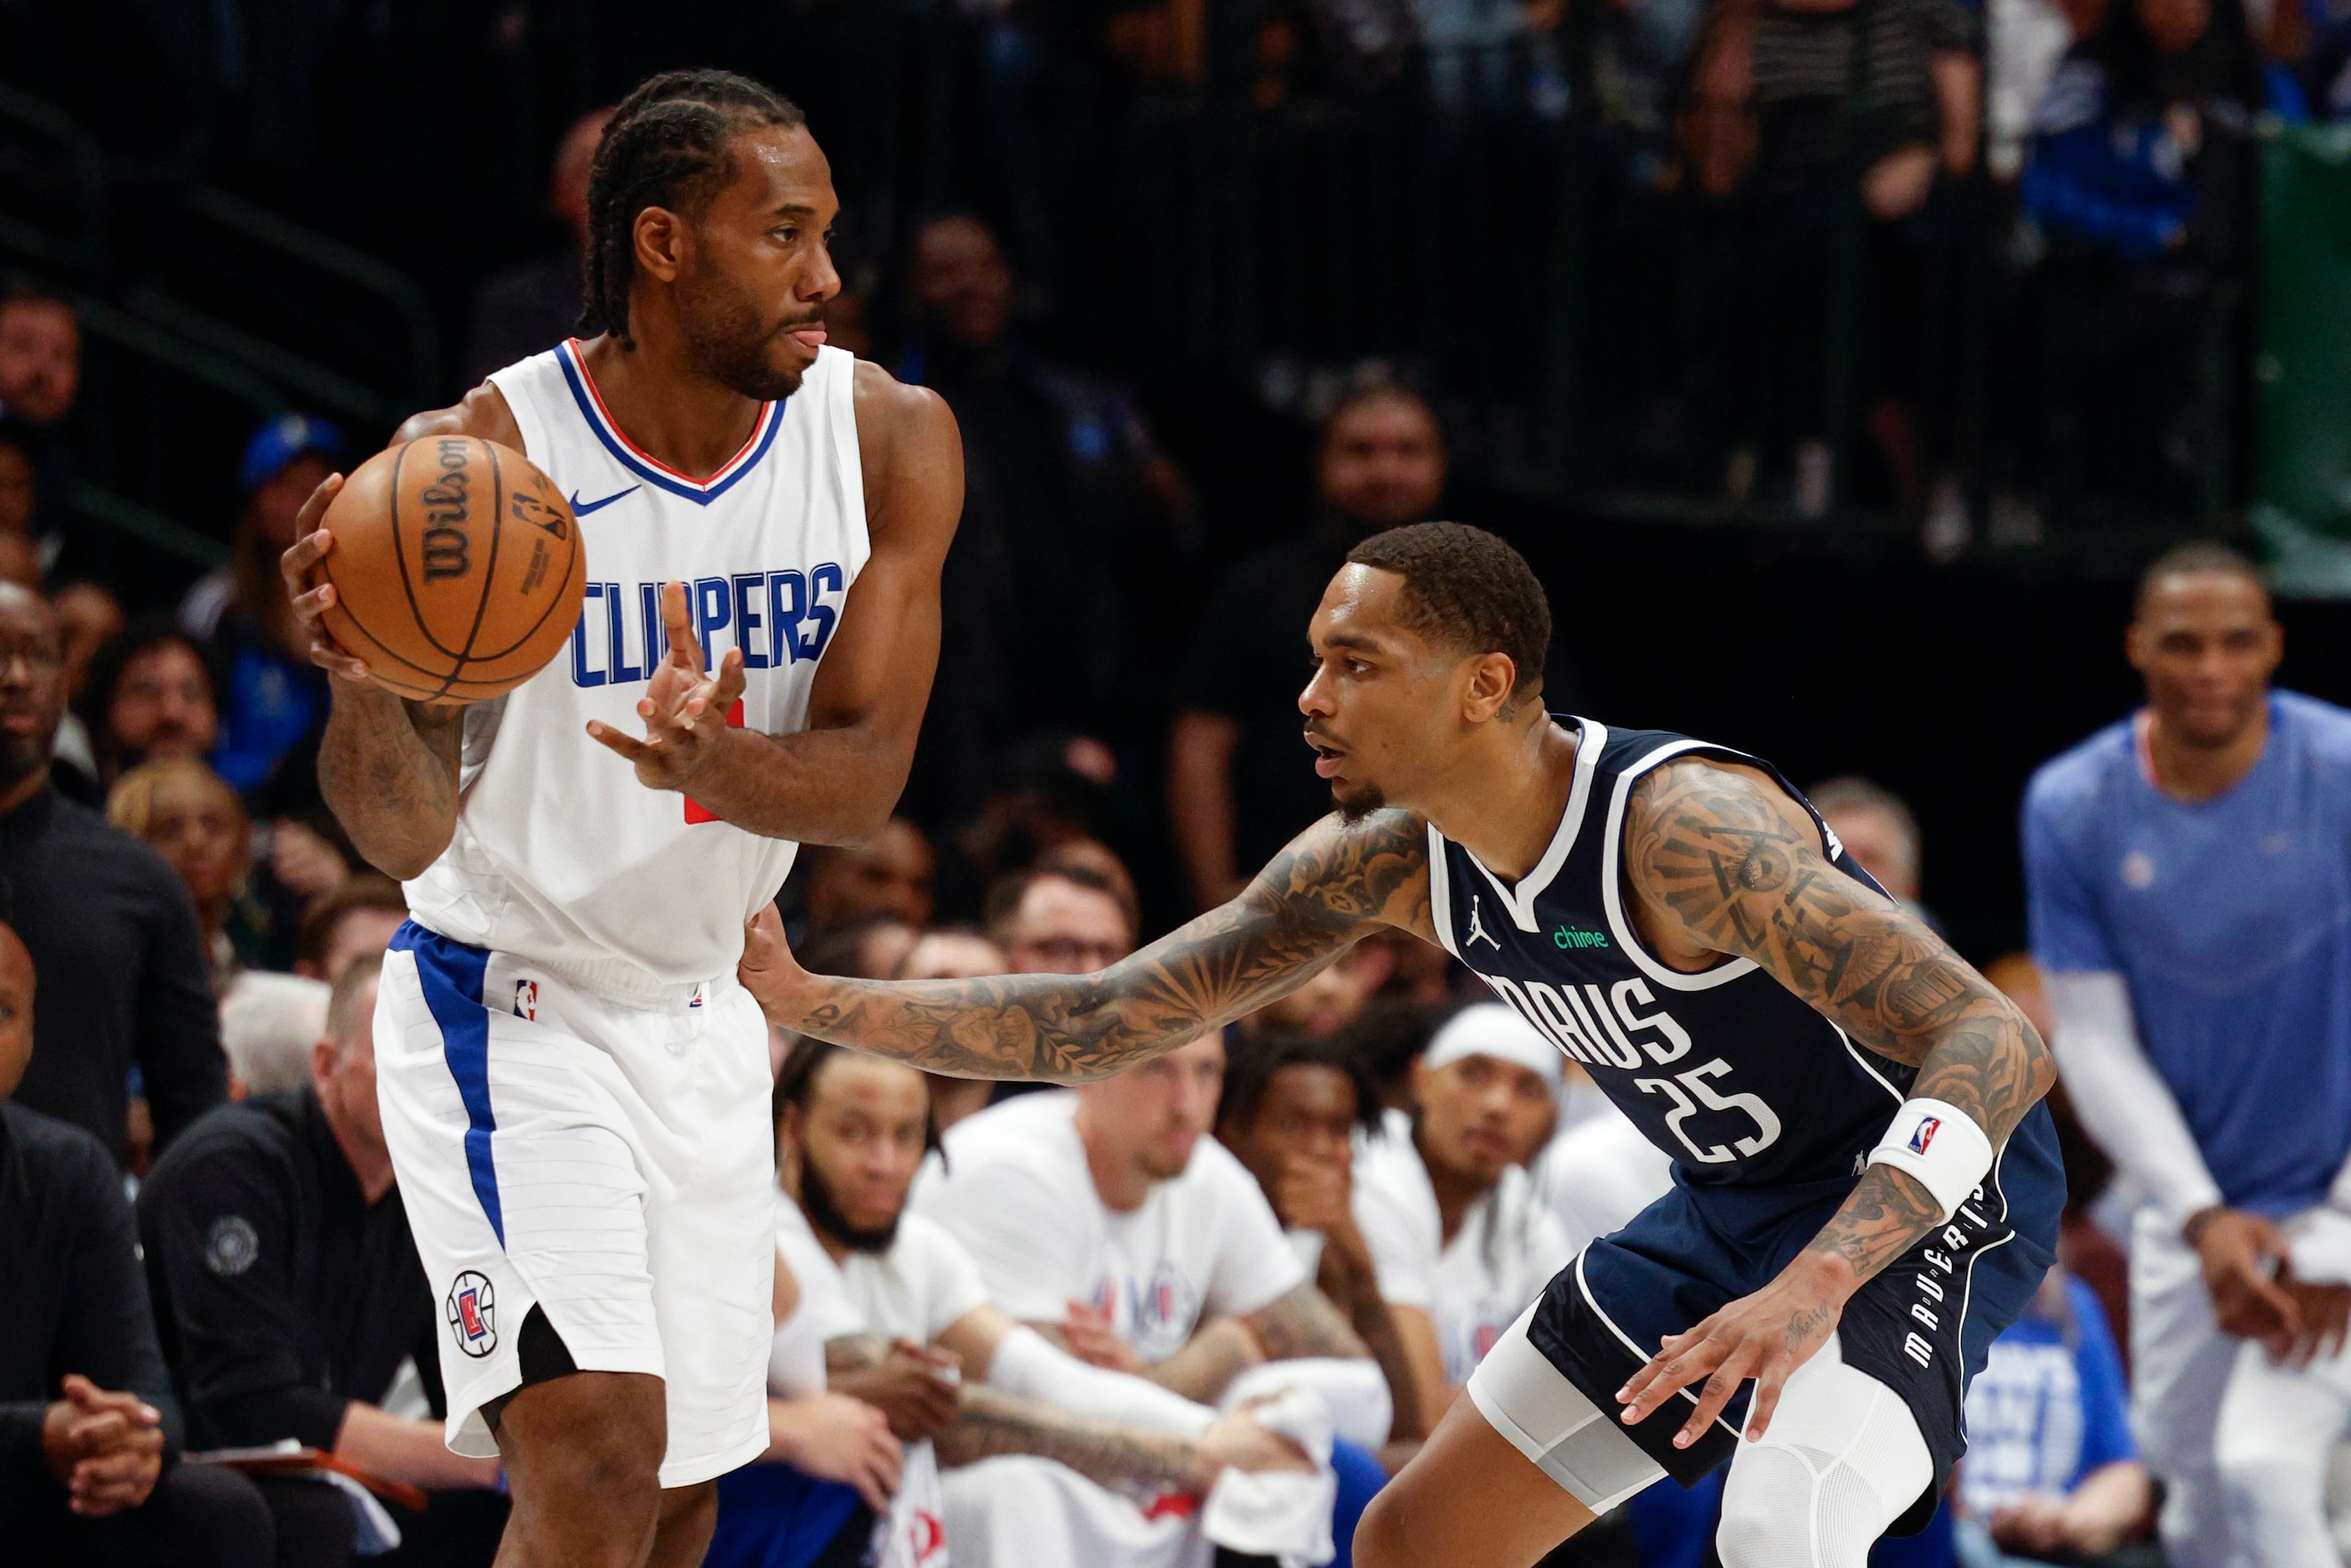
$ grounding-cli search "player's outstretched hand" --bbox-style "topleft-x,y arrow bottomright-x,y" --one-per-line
1614,1254 -> 1846,1449
586,580 -> 747,792
739,904 -> 816,1024
278,473 -> 372,683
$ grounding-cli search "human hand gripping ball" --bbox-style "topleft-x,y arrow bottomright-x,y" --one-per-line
587,581 -> 747,792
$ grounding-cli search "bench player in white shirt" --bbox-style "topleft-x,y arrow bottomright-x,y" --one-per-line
277,70 -> 961,1568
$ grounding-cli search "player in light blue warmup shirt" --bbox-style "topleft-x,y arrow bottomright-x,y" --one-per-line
2023,542 -> 2351,1568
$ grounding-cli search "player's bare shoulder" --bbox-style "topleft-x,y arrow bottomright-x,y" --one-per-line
849,357 -> 961,553
394,380 -> 525,453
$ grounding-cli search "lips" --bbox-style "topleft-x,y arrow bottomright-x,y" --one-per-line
1305,731 -> 1344,777
788,328 -> 828,351
0,711 -> 38,736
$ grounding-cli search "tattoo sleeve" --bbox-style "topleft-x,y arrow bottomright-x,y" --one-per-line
1137,1318 -> 1260,1404
790,809 -> 1434,1083
1242,1282 -> 1372,1364
935,1386 -> 1202,1491
317,686 -> 464,879
1624,760 -> 2057,1284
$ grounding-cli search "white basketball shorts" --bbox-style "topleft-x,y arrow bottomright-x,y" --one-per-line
374,920 -> 774,1488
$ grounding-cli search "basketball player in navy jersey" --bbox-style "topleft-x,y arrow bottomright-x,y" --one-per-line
278,73 -> 961,1568
744,522 -> 2063,1568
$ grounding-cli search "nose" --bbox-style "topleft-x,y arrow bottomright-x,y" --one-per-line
1299,664 -> 1334,718
801,239 -> 842,303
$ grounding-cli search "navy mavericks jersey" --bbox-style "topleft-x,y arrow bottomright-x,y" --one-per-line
1430,718 -> 1914,1191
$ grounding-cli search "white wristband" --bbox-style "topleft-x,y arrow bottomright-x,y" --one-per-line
1867,1098 -> 1994,1225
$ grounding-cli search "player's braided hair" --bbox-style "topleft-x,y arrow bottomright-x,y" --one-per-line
1345,522 -> 1552,701
579,69 -> 807,350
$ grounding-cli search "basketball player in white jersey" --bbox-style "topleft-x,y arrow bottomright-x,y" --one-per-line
276,71 -> 962,1568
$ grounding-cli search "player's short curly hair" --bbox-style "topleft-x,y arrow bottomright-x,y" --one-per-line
580,69 -> 808,350
1345,522 -> 1551,699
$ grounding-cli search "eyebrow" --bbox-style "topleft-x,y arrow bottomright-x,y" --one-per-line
769,202 -> 823,219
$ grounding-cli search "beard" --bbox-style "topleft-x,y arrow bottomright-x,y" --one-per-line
1334,778 -> 1387,822
674,259 -> 808,402
799,1153 -> 901,1255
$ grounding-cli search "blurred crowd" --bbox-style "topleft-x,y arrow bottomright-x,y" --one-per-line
2,0 -> 2349,1560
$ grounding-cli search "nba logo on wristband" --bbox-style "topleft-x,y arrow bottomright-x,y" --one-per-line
1908,1116 -> 1940,1155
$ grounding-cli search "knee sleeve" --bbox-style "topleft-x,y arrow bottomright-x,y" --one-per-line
1715,1336 -> 1934,1568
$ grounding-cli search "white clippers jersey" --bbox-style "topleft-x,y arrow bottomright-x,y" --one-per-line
403,339 -> 868,993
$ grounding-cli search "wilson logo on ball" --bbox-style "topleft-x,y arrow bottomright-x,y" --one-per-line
418,438 -> 475,583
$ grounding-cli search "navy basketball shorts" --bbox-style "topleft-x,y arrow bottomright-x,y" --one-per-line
1474,1115 -> 2062,1530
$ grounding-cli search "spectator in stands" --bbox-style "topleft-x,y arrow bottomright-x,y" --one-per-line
797,913 -> 922,989
985,859 -> 1137,976
1810,775 -> 1923,903
50,579 -> 124,797
294,873 -> 407,984
1743,0 -> 1979,515
1217,1034 -> 1431,1451
1167,383 -> 1449,912
1237,940 -> 1398,1043
0,417 -> 38,547
138,957 -> 507,1564
759,1039 -> 1311,1568
180,414 -> 339,797
1,914 -> 274,1566
1956,1265 -> 2156,1567
1350,1006 -> 1573,1420
214,873 -> 406,1100
109,758 -> 261,989
896,928 -> 1013,1132
896,212 -> 1193,818
463,108 -> 613,387
0,286 -> 79,428
912,1030 -> 1396,1553
799,818 -> 938,935
82,620 -> 223,789
0,286 -> 79,549
2019,0 -> 2253,519
0,584 -> 225,1166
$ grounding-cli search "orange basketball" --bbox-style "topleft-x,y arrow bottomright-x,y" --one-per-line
317,435 -> 587,705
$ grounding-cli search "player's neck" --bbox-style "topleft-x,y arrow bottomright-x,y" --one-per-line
1420,716 -> 1580,883
1416,1134 -> 1489,1247
2141,699 -> 2269,803
1072,1101 -> 1153,1213
577,330 -> 767,481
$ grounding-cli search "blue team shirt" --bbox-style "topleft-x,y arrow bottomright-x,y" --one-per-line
2023,690 -> 2351,1215
1958,1274 -> 2136,1513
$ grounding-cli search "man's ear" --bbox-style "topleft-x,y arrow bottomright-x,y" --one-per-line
1462,652 -> 1521,723
632,205 -> 691,285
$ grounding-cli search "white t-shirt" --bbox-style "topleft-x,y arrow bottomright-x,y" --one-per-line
910,1091 -> 1305,1363
1529,1106 -> 1676,1257
1352,1110 -> 1576,1386
775,1192 -> 991,1347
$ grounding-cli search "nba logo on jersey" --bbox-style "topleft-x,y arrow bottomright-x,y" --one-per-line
1909,1116 -> 1941,1156
514,979 -> 538,1021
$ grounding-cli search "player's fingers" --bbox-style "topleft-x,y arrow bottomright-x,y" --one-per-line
661,583 -> 702,666
2252,1271 -> 2305,1339
280,525 -> 335,592
1739,1350 -> 1793,1441
1618,1324 -> 1716,1416
713,646 -> 747,707
293,472 -> 345,538
585,720 -> 656,762
1680,1346 -> 1759,1447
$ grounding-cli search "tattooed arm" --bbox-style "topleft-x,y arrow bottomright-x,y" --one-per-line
1612,757 -> 2055,1446
741,809 -> 1436,1082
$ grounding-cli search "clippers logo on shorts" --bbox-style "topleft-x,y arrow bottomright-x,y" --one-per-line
1908,1116 -> 1941,1156
514,979 -> 538,1021
446,1272 -> 499,1358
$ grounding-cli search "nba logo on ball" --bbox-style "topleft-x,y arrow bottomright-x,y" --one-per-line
1908,1116 -> 1941,1156
447,1272 -> 498,1358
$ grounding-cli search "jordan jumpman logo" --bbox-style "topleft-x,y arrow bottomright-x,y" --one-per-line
1466,893 -> 1501,951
